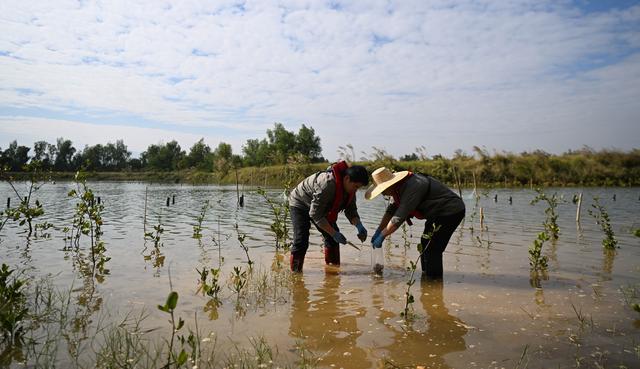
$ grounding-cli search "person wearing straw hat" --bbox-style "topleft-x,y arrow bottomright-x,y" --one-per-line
288,161 -> 370,273
365,167 -> 465,279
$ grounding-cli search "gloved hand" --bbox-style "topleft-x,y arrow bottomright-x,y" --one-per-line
355,222 -> 367,242
371,229 -> 381,243
332,231 -> 347,245
371,232 -> 385,248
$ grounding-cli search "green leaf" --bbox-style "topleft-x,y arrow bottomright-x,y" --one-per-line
633,303 -> 640,313
177,317 -> 185,330
166,291 -> 178,310
177,350 -> 188,365
157,304 -> 167,312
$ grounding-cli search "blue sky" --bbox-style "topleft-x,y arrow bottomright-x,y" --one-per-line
1,0 -> 639,159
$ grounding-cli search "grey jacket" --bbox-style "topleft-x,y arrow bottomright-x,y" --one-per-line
289,170 -> 359,224
385,174 -> 465,226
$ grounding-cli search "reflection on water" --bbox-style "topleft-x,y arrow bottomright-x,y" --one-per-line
289,272 -> 368,368
289,273 -> 468,368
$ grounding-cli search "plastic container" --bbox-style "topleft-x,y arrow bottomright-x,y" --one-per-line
371,247 -> 384,275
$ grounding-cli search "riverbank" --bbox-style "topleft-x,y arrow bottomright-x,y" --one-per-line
3,155 -> 639,187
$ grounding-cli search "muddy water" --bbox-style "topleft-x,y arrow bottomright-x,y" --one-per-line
1,182 -> 639,368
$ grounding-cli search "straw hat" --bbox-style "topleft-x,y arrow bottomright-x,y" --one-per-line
364,167 -> 410,200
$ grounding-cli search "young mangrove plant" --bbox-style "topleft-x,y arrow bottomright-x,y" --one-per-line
588,197 -> 618,250
0,263 -> 28,345
196,267 -> 222,301
192,200 -> 210,239
68,172 -> 109,277
145,217 -> 165,248
235,223 -> 253,267
230,266 -> 248,303
401,224 -> 441,321
1,162 -> 50,237
257,187 -> 290,251
157,291 -> 188,368
530,188 -> 562,240
529,231 -> 550,272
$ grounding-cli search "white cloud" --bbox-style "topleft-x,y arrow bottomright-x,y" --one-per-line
1,0 -> 639,158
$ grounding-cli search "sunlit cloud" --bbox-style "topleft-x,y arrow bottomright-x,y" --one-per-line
1,0 -> 639,158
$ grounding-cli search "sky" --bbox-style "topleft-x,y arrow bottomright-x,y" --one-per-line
1,0 -> 639,160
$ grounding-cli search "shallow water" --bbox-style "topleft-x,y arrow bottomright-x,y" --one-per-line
1,182 -> 639,368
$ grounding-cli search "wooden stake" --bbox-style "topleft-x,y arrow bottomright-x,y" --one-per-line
235,168 -> 240,205
480,207 -> 484,230
576,192 -> 583,223
144,186 -> 148,233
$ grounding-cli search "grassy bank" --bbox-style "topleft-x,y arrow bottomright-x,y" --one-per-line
4,149 -> 640,187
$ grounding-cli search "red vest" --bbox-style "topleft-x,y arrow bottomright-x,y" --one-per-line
392,171 -> 425,223
326,161 -> 355,223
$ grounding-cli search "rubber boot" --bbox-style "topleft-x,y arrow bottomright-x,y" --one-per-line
421,251 -> 443,279
324,245 -> 340,265
290,252 -> 305,273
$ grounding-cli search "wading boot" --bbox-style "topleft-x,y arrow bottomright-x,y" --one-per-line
324,245 -> 340,265
421,251 -> 443,280
290,252 -> 305,273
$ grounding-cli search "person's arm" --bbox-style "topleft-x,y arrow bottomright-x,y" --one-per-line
309,175 -> 342,239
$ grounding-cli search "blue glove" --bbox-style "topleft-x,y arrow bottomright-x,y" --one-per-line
355,222 -> 367,242
333,231 -> 347,245
371,229 -> 381,243
372,232 -> 385,248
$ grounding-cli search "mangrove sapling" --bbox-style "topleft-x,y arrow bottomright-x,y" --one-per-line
401,224 -> 441,321
230,266 -> 248,304
530,188 -> 562,240
257,187 -> 291,251
529,232 -> 550,273
235,223 -> 253,267
196,267 -> 222,301
588,197 -> 618,249
0,264 -> 28,344
68,172 -> 109,277
1,162 -> 49,237
400,223 -> 411,249
157,291 -> 188,368
192,200 -> 210,239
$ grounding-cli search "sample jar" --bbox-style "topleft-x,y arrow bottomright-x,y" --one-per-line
371,247 -> 384,275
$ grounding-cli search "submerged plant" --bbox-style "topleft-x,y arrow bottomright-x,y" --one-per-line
401,224 -> 441,321
588,197 -> 617,249
530,188 -> 561,240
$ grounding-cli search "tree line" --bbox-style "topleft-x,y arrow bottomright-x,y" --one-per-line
1,125 -> 639,186
0,123 -> 323,175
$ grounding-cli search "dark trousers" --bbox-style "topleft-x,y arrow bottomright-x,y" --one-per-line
420,210 -> 465,278
290,206 -> 340,268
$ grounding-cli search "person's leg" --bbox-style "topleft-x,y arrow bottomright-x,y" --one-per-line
290,206 -> 311,272
420,210 -> 465,278
318,223 -> 340,265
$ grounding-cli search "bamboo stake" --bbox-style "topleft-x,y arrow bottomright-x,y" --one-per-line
235,168 -> 240,205
480,207 -> 484,230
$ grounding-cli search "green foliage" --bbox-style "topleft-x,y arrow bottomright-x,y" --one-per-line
157,291 -> 189,368
2,161 -> 49,236
68,172 -> 110,276
197,267 -> 222,300
257,187 -> 290,251
528,232 -> 549,271
530,188 -> 561,240
588,197 -> 618,250
401,224 -> 441,320
235,223 -> 253,267
633,229 -> 640,238
192,200 -> 210,239
145,219 -> 165,247
230,266 -> 248,302
0,264 -> 28,343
